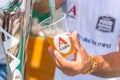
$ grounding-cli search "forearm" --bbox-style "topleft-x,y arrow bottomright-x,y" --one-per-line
92,51 -> 120,78
33,0 -> 64,14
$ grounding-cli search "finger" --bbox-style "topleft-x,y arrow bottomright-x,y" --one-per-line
48,46 -> 55,60
54,50 -> 74,68
71,31 -> 82,62
71,31 -> 81,51
48,47 -> 63,69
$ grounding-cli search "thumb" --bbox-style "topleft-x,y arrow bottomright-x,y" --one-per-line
71,31 -> 81,51
48,46 -> 67,70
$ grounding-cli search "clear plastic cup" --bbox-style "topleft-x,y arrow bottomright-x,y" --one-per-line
39,13 -> 76,58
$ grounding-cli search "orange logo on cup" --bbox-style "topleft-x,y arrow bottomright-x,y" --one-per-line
54,34 -> 71,54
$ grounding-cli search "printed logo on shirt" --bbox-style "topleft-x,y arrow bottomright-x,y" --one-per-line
68,5 -> 76,19
96,16 -> 115,32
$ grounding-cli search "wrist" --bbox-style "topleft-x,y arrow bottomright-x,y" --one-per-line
82,55 -> 98,74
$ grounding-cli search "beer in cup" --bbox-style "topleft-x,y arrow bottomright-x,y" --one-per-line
39,13 -> 76,58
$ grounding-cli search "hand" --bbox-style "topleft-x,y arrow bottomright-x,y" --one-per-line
48,31 -> 93,76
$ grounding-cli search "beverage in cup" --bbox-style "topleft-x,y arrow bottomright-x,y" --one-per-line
39,13 -> 76,58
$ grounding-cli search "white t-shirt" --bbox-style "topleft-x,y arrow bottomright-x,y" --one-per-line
54,0 -> 120,80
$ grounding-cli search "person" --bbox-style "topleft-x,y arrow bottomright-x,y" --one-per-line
34,0 -> 120,80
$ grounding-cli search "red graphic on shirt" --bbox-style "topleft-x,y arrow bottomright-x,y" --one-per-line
68,5 -> 76,16
59,37 -> 68,48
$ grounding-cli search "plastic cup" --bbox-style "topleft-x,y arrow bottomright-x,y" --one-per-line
39,13 -> 76,58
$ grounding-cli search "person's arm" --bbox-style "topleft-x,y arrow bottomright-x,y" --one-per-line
33,0 -> 64,14
48,31 -> 120,78
92,52 -> 120,78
